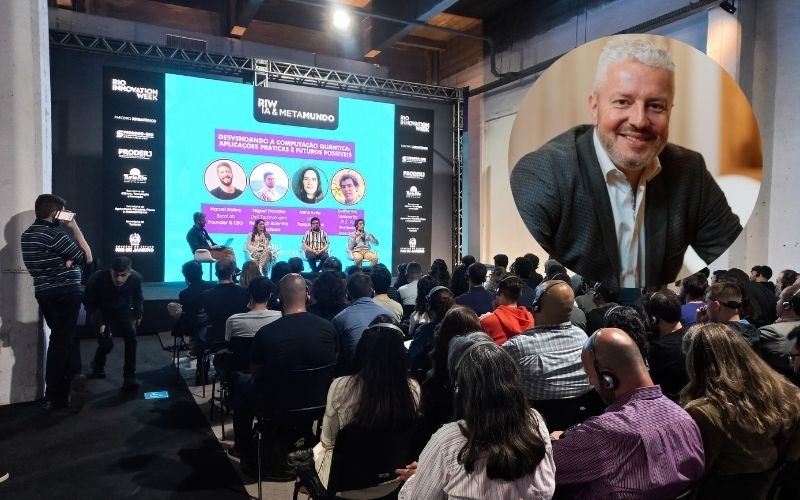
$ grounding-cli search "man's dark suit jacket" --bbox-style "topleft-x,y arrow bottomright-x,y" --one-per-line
511,125 -> 742,287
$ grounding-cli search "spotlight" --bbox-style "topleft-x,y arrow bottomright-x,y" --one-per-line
331,7 -> 352,33
719,1 -> 736,14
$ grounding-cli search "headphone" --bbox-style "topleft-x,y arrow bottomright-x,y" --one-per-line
587,331 -> 618,390
425,285 -> 449,310
782,288 -> 800,311
532,280 -> 567,313
367,322 -> 405,337
646,292 -> 664,326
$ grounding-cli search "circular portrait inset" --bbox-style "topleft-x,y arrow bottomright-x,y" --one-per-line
331,168 -> 366,206
507,34 -> 762,288
249,162 -> 289,202
293,166 -> 328,204
204,159 -> 246,201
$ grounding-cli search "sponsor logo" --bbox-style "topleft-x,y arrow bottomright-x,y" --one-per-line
404,203 -> 422,212
409,238 -> 417,250
118,148 -> 152,160
115,232 -> 154,253
111,79 -> 159,101
400,246 -> 426,254
399,115 -> 431,133
129,233 -> 142,246
123,168 -> 148,184
125,219 -> 145,227
403,170 -> 425,180
400,144 -> 430,151
116,130 -> 155,141
113,114 -> 157,124
405,186 -> 422,199
401,156 -> 427,164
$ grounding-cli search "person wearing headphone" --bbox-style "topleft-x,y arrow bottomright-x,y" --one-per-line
759,283 -> 800,378
550,328 -> 704,499
502,279 -> 592,431
642,290 -> 688,402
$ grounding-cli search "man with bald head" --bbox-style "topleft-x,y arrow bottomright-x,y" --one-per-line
550,328 -> 704,499
502,280 -> 593,430
232,273 -> 337,463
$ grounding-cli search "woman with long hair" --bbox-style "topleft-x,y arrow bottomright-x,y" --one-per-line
399,340 -> 555,499
429,258 -> 451,287
238,260 -> 262,289
295,166 -> 324,204
409,286 -> 455,381
409,274 -> 438,337
307,270 -> 347,321
313,316 -> 420,496
245,219 -> 275,273
681,323 -> 800,498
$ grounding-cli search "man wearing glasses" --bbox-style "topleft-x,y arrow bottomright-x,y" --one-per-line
695,282 -> 759,348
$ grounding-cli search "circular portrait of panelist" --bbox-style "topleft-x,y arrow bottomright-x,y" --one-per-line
508,34 -> 762,288
249,162 -> 289,202
331,168 -> 366,206
293,165 -> 328,204
204,159 -> 247,201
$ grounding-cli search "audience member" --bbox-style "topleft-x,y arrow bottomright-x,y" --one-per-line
332,273 -> 391,374
238,260 -> 262,289
776,269 -> 799,296
408,275 -> 437,337
419,306 -> 481,441
394,262 -> 410,289
575,277 -> 597,315
200,258 -> 249,344
759,284 -> 800,378
680,272 -> 708,326
398,341 -> 555,499
174,261 -> 214,356
502,280 -> 592,430
682,323 -> 800,499
511,256 -> 538,311
287,256 -> 304,274
602,305 -> 648,361
788,325 -> 800,376
585,283 -> 621,334
307,270 -> 347,322
480,275 -> 534,344
314,319 -> 420,497
448,255 -> 474,297
84,256 -> 143,390
696,282 -> 759,348
722,268 -> 762,328
523,253 -> 545,288
231,274 -> 337,463
642,290 -> 688,401
398,262 -> 422,306
321,256 -> 344,277
429,258 -> 451,288
371,264 -> 403,323
484,253 -> 509,292
409,286 -> 455,381
455,262 -> 495,315
745,266 -> 779,327
270,261 -> 291,285
224,277 -> 280,341
551,328 -> 704,499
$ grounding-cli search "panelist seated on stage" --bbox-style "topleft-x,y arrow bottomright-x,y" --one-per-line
302,216 -> 330,273
347,218 -> 378,268
186,211 -> 235,262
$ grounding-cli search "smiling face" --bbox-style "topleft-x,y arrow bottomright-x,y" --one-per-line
302,169 -> 319,197
217,164 -> 234,186
589,59 -> 673,173
340,177 -> 357,203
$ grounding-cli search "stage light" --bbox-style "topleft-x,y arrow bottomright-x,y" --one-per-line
719,1 -> 737,14
230,25 -> 247,37
331,7 -> 352,33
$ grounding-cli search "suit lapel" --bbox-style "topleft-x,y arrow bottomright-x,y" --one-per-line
644,174 -> 667,285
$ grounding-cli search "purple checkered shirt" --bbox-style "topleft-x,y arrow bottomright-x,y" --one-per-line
553,385 -> 704,499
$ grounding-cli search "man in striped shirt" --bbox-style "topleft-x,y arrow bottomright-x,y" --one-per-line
21,194 -> 93,411
301,217 -> 329,272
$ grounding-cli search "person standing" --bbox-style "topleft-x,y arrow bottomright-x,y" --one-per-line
84,256 -> 143,390
21,194 -> 93,411
302,217 -> 329,272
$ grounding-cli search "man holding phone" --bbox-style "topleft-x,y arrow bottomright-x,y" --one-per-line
21,194 -> 93,411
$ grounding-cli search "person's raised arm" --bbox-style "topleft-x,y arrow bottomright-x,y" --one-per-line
62,217 -> 93,265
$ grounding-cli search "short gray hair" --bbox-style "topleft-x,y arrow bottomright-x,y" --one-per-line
593,36 -> 675,92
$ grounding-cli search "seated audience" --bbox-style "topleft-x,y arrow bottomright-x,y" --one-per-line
574,277 -> 597,315
409,286 -> 455,381
759,284 -> 800,378
448,254 -> 475,298
551,328 -> 704,499
200,258 -> 249,344
270,261 -> 290,285
642,290 -> 688,401
398,262 -> 423,307
601,305 -> 648,362
287,256 -> 305,274
511,256 -> 538,311
776,269 -> 799,296
321,256 -> 344,277
502,280 -> 592,431
429,258 -> 451,288
480,275 -> 534,344
696,281 -> 759,348
394,262 -> 410,289
585,283 -> 620,335
680,272 -> 708,326
174,261 -> 214,354
231,274 -> 337,464
398,340 -> 555,499
332,273 -> 392,374
682,323 -> 800,499
238,260 -> 262,289
419,306 -> 482,442
455,262 -> 495,315
484,253 -> 509,292
749,265 -> 778,327
789,325 -> 800,376
314,319 -> 420,497
523,253 -> 545,288
408,275 -> 438,337
307,270 -> 347,322
371,264 -> 403,323
224,277 -> 280,341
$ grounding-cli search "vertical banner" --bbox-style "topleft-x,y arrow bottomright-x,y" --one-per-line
393,107 -> 434,269
103,68 -> 165,281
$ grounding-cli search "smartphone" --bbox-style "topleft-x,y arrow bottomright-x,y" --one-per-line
55,210 -> 75,221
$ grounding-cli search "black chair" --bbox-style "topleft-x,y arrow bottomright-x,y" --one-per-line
196,320 -> 228,397
210,335 -> 254,439
293,422 -> 417,500
254,363 -> 336,500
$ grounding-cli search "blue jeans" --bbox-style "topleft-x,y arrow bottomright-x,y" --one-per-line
38,292 -> 83,403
